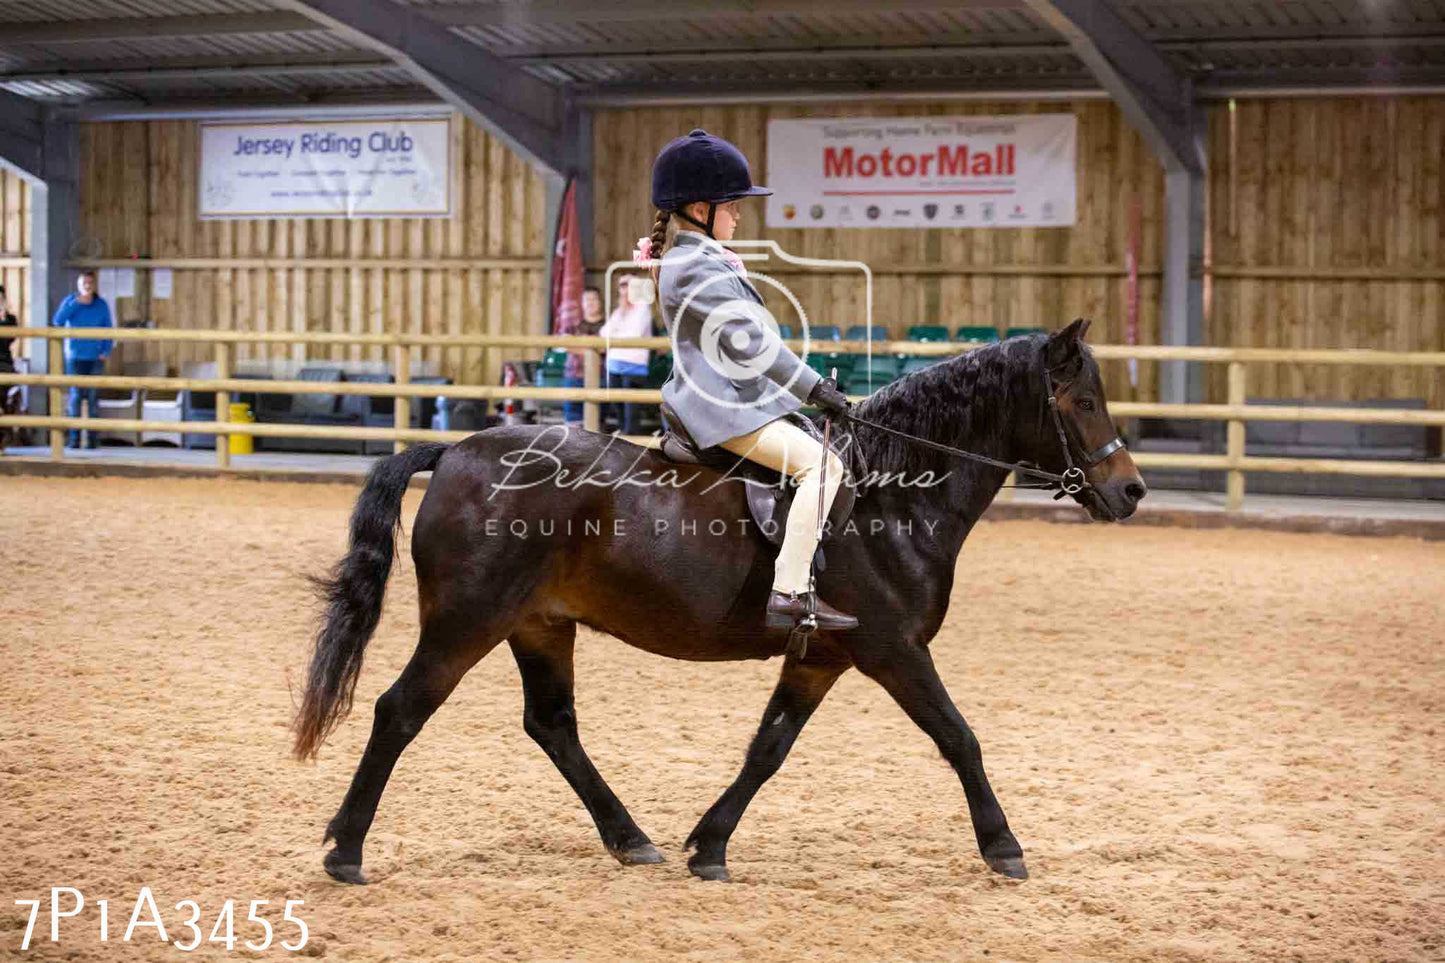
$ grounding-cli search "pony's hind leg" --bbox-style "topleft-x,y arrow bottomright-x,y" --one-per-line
509,619 -> 663,866
322,614 -> 503,884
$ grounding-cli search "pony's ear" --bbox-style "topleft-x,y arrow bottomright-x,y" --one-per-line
1046,318 -> 1090,375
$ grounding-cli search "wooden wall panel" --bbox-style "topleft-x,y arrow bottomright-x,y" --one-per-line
76,114 -> 550,385
1207,97 -> 1445,407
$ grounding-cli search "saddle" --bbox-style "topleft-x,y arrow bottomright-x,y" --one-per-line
656,401 -> 865,565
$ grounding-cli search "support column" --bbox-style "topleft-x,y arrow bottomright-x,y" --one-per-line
1020,0 -> 1207,404
27,112 -> 80,415
568,105 -> 596,267
1162,158 -> 1206,405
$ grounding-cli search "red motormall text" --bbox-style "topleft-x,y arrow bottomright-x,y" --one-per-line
823,144 -> 1016,179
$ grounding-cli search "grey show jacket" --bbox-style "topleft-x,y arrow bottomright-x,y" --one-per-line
659,231 -> 821,450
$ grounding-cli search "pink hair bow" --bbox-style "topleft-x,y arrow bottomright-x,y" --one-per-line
632,236 -> 653,266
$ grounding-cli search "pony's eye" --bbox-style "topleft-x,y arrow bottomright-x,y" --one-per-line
1077,398 -> 1095,411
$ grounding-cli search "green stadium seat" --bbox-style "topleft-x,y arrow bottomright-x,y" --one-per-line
534,366 -> 567,415
807,352 -> 855,379
906,325 -> 950,342
852,355 -> 900,379
645,353 -> 673,388
1004,326 -> 1049,340
541,347 -> 569,370
844,356 -> 899,398
845,324 -> 890,341
955,326 -> 1001,343
901,357 -> 939,376
845,374 -> 893,398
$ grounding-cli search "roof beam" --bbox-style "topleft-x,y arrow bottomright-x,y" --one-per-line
3,53 -> 395,85
574,76 -> 1104,106
1021,0 -> 1201,174
79,93 -> 444,120
1196,65 -> 1445,88
1142,20 -> 1445,41
514,42 -> 1069,67
1157,33 -> 1445,53
430,0 -> 1024,26
0,12 -> 319,44
0,88 -> 44,179
278,0 -> 565,175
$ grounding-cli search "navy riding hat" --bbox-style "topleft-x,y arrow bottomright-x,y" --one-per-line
651,129 -> 771,236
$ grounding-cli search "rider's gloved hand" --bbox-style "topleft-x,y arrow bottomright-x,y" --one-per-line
808,377 -> 850,418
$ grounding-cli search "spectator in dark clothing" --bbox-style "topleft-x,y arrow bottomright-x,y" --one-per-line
562,285 -> 605,427
0,284 -> 17,374
50,270 -> 113,448
0,285 -> 21,448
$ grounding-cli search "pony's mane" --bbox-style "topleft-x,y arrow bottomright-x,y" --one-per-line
848,335 -> 1045,478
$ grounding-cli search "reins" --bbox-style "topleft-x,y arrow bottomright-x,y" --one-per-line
837,352 -> 1126,499
842,410 -> 1085,494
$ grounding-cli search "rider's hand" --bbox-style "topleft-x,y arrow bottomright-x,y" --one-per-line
808,377 -> 850,418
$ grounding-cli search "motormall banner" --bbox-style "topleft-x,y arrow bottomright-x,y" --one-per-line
198,117 -> 451,218
765,114 -> 1076,229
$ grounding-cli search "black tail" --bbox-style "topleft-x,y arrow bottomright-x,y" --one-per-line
292,443 -> 449,760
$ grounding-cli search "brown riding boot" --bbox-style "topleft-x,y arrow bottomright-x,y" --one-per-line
765,590 -> 859,632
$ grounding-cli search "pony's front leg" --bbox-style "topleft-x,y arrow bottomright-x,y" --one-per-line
854,641 -> 1027,879
685,655 -> 848,881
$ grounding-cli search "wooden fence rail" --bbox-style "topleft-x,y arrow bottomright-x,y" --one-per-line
2,327 -> 1442,508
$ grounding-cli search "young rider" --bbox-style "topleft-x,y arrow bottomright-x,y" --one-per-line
641,129 -> 857,634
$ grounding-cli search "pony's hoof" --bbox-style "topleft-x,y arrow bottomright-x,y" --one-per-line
614,843 -> 665,866
985,855 -> 1029,880
323,851 -> 368,885
688,858 -> 731,883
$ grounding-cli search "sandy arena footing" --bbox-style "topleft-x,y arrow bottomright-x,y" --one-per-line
2,472 -> 1442,962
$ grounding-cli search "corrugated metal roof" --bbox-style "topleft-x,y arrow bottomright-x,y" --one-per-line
0,0 -> 1441,108
0,0 -> 280,23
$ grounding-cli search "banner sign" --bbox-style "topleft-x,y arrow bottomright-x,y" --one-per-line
765,114 -> 1076,229
199,117 -> 452,219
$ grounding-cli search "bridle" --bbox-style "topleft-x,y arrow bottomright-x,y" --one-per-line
1040,359 -> 1126,499
840,348 -> 1127,500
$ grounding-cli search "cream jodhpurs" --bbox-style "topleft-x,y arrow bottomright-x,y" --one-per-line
718,418 -> 844,595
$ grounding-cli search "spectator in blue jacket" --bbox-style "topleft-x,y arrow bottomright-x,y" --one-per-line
51,270 -> 113,448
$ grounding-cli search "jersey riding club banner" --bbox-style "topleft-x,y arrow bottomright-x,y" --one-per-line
765,114 -> 1077,229
198,117 -> 452,219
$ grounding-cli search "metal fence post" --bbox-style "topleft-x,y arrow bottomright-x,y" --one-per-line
1226,361 -> 1245,510
393,342 -> 411,454
216,341 -> 231,469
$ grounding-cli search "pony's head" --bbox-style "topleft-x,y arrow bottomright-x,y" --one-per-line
1026,318 -> 1147,521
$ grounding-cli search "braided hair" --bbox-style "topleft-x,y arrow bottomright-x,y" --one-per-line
647,208 -> 672,286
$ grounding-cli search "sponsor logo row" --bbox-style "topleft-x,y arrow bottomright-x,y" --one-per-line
779,201 -> 1057,223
